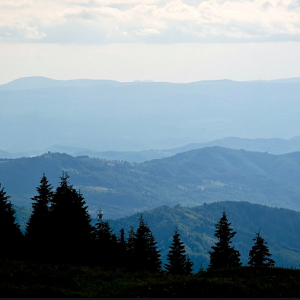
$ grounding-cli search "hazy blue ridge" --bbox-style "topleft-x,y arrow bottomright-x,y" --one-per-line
1,77 -> 300,153
0,76 -> 121,91
2,147 -> 300,220
2,135 -> 300,162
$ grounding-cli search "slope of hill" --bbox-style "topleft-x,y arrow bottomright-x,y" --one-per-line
171,136 -> 300,156
109,201 -> 300,270
1,147 -> 300,220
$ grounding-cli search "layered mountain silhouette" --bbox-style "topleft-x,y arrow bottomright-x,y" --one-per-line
1,147 -> 300,219
1,76 -> 300,153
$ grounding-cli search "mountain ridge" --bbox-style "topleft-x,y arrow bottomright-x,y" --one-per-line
1,147 -> 300,219
2,76 -> 300,91
2,135 -> 300,161
1,76 -> 300,152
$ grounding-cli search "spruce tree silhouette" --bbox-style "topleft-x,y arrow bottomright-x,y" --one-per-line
208,211 -> 241,269
185,256 -> 194,274
25,173 -> 53,261
49,172 -> 93,263
0,183 -> 23,259
126,226 -> 136,269
93,209 -> 118,266
248,230 -> 275,267
133,215 -> 161,272
117,227 -> 128,268
119,228 -> 126,246
165,228 -> 194,274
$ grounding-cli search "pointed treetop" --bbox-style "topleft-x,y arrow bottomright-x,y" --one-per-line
209,211 -> 241,269
248,230 -> 275,267
98,209 -> 103,221
165,227 -> 194,274
60,171 -> 70,187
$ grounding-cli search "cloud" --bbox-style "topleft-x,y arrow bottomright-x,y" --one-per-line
0,0 -> 299,43
0,22 -> 46,40
134,28 -> 161,35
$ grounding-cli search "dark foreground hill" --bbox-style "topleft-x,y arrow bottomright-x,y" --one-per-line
1,259 -> 300,297
109,201 -> 300,270
2,146 -> 300,219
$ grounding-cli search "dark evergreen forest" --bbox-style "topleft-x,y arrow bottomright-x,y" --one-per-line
0,173 -> 280,272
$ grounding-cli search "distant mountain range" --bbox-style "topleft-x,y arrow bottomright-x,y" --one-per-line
0,76 -> 119,91
1,76 -> 300,153
2,136 -> 300,162
2,147 -> 300,220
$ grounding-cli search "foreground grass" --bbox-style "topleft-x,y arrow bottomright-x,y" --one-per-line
0,259 -> 300,297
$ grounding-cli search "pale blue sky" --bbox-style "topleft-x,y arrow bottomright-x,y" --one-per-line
1,0 -> 300,84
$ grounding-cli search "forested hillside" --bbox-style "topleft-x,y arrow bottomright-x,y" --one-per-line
1,147 -> 300,219
109,201 -> 300,270
12,197 -> 300,269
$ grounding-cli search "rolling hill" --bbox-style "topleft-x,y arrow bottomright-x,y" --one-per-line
2,135 -> 300,162
13,200 -> 300,270
1,147 -> 300,220
109,201 -> 300,270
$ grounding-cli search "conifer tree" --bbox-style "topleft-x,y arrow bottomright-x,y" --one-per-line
185,256 -> 194,274
25,174 -> 53,260
248,230 -> 275,267
133,215 -> 161,272
93,209 -> 118,266
116,227 -> 128,267
165,228 -> 194,274
48,172 -> 93,263
127,226 -> 135,253
126,226 -> 136,269
208,211 -> 241,269
0,183 -> 23,259
119,228 -> 126,246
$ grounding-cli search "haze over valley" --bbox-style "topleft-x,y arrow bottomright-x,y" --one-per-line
1,76 -> 300,156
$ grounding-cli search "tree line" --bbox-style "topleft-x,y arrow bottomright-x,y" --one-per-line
0,173 -> 275,273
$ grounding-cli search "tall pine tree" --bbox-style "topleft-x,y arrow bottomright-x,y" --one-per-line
248,230 -> 275,267
208,211 -> 241,269
126,226 -> 136,269
165,228 -> 194,274
48,172 -> 94,263
132,215 -> 161,272
25,174 -> 53,261
0,183 -> 23,259
93,209 -> 118,266
116,227 -> 128,268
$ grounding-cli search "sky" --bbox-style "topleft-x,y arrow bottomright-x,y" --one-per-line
1,0 -> 300,84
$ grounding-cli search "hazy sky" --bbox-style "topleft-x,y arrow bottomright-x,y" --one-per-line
1,0 -> 300,84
